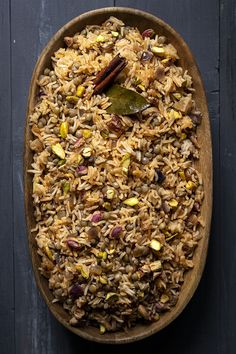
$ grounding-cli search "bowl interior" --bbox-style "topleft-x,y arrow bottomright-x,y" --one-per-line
24,7 -> 212,344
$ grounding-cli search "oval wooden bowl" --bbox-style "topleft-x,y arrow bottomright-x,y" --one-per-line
24,7 -> 212,344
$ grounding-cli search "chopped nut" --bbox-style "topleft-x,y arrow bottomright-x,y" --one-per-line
179,171 -> 186,180
51,143 -> 65,159
105,292 -> 118,301
106,188 -> 115,199
151,46 -> 165,57
82,129 -> 92,139
180,133 -> 187,141
123,197 -> 139,206
82,146 -> 92,158
99,276 -> 107,284
63,181 -> 70,194
60,121 -> 69,138
121,152 -> 131,173
76,264 -> 89,279
168,109 -> 181,119
76,85 -> 85,97
138,304 -> 149,320
168,199 -> 178,208
66,95 -> 79,104
150,260 -> 162,271
96,35 -> 106,42
45,246 -> 53,260
77,154 -> 83,164
149,239 -> 162,251
186,181 -> 196,190
174,95 -> 192,114
99,324 -> 106,334
160,294 -> 169,303
98,251 -> 107,260
111,31 -> 119,37
173,92 -> 182,100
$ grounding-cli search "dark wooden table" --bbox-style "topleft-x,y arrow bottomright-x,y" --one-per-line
0,0 -> 235,353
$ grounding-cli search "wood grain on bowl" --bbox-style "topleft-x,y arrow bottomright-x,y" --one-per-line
24,7 -> 212,344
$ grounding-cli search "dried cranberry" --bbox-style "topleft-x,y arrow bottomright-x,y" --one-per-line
77,165 -> 87,175
66,239 -> 80,250
91,212 -> 102,223
70,283 -> 84,299
111,226 -> 122,238
141,29 -> 155,38
107,115 -> 125,135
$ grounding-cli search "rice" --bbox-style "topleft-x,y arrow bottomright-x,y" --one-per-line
29,17 -> 204,333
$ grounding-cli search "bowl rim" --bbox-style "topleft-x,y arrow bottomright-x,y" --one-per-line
24,6 -> 213,344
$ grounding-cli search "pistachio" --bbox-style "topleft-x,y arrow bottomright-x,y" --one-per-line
76,264 -> 90,279
59,121 -> 69,139
173,92 -> 182,100
82,146 -> 92,158
98,251 -> 107,260
168,199 -> 178,208
82,129 -> 92,139
99,324 -> 106,334
151,46 -> 165,57
149,239 -> 162,251
123,197 -> 139,206
63,181 -> 70,194
76,85 -> 85,97
111,31 -> 119,37
121,152 -> 131,172
105,292 -> 118,301
45,246 -> 53,260
186,181 -> 196,190
149,260 -> 162,271
99,276 -> 107,284
96,35 -> 106,42
106,188 -> 115,199
51,143 -> 65,159
138,304 -> 149,320
160,294 -> 170,303
180,133 -> 187,141
179,171 -> 186,180
66,95 -> 79,104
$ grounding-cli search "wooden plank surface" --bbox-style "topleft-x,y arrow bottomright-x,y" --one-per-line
2,0 -> 236,352
0,1 -> 14,353
219,1 -> 236,353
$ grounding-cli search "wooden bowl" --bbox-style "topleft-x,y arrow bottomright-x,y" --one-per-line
24,7 -> 212,344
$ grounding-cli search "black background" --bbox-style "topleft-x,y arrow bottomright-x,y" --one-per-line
0,0 -> 235,353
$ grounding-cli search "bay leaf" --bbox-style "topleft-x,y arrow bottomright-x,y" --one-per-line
106,85 -> 150,115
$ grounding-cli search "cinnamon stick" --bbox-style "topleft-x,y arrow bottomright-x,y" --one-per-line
94,54 -> 123,86
93,60 -> 127,95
